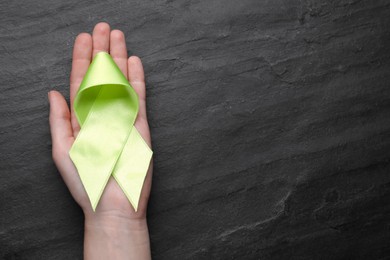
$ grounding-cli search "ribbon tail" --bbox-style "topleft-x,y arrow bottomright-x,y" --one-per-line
113,128 -> 153,212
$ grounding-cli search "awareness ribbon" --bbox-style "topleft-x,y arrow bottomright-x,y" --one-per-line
69,52 -> 153,211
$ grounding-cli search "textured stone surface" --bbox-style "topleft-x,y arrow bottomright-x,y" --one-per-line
1,0 -> 390,259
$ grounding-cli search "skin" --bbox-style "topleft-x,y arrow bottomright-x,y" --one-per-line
48,22 -> 153,259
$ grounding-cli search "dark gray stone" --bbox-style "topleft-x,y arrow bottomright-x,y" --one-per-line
1,0 -> 390,259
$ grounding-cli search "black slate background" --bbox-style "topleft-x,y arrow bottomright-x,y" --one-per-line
1,0 -> 390,259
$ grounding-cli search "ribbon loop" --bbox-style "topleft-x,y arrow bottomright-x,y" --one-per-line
69,52 -> 152,211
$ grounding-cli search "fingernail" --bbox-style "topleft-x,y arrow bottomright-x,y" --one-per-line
48,91 -> 51,103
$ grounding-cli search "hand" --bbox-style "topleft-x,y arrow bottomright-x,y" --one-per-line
48,22 -> 153,259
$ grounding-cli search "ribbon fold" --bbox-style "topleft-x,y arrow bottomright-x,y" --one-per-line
69,52 -> 152,211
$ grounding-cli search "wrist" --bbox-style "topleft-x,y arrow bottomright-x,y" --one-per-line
84,213 -> 151,260
85,211 -> 148,231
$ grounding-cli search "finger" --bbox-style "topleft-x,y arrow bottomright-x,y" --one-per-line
92,22 -> 110,57
128,56 -> 151,147
70,33 -> 92,137
48,90 -> 74,159
110,29 -> 128,79
128,56 -> 146,112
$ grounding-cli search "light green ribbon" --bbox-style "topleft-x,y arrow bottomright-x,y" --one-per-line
69,52 -> 153,211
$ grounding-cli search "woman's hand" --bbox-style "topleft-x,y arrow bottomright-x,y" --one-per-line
48,22 -> 153,259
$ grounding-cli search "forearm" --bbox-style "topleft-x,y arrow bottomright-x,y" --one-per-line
84,214 -> 151,260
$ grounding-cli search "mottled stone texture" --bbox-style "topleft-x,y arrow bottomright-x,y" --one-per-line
1,0 -> 390,259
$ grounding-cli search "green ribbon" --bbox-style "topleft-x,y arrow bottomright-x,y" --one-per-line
69,52 -> 153,211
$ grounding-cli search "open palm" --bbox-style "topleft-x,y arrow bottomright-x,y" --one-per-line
49,22 -> 153,220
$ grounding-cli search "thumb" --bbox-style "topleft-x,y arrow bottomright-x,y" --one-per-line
48,90 -> 74,161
